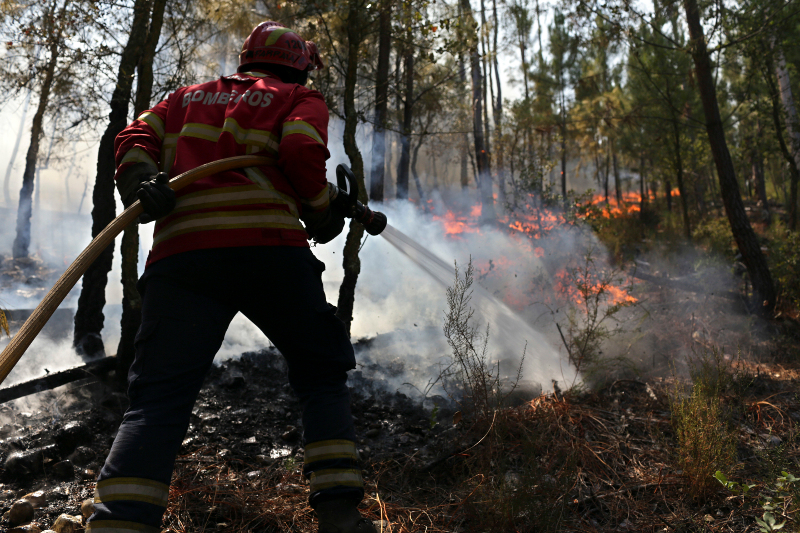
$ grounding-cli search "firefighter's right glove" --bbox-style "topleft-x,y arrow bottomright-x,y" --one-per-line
305,207 -> 345,244
136,172 -> 176,224
117,162 -> 158,208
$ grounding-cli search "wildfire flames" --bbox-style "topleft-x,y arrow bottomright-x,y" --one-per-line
429,192 -> 640,310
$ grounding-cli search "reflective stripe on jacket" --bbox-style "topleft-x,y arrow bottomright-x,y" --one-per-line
114,70 -> 330,266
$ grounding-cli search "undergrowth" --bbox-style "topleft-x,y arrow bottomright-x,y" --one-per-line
669,348 -> 740,500
552,245 -> 640,384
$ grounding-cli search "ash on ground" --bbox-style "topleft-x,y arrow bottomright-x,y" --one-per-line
0,346 -> 462,531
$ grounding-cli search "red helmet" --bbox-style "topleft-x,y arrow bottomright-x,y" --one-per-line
239,21 -> 325,72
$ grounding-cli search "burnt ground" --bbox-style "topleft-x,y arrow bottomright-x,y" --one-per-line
0,347 -> 460,533
0,247 -> 798,532
0,343 -> 796,533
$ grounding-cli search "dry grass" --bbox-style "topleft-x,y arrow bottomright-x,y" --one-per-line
158,372 -> 799,532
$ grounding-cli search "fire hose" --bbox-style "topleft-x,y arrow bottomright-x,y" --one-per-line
0,156 -> 387,386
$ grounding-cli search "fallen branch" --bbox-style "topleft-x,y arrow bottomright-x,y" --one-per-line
0,356 -> 116,404
631,271 -> 740,301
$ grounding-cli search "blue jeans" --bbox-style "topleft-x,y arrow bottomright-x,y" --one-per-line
87,247 -> 363,532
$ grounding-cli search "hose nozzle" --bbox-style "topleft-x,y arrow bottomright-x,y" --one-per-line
332,164 -> 388,236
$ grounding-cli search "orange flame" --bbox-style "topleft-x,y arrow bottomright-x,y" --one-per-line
428,197 -> 638,309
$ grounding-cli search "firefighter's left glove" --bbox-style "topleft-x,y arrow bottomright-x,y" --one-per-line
136,172 -> 176,224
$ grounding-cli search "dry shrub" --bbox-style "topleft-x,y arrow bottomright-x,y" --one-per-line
442,258 -> 523,423
451,396 -> 580,532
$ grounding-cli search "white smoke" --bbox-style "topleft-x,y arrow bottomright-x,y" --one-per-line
0,118 -> 586,401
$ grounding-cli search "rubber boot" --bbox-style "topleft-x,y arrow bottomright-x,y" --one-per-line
315,499 -> 378,533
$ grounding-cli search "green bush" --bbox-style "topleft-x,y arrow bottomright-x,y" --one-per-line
766,223 -> 800,313
692,217 -> 737,259
669,348 -> 739,500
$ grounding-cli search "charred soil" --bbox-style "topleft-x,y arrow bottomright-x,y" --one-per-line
0,345 -> 795,532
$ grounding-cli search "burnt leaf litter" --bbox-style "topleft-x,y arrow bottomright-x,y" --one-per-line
0,346 -> 796,532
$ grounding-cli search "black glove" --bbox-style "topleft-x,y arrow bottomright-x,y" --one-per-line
117,162 -> 158,208
305,207 -> 345,244
136,172 -> 176,224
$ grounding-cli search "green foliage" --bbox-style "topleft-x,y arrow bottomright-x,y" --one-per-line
428,404 -> 439,430
692,216 -> 737,259
715,470 -> 799,532
584,206 -> 650,260
766,223 -> 800,313
669,348 -> 741,500
670,381 -> 737,500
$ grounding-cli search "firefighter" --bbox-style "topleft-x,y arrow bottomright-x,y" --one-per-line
86,22 -> 377,533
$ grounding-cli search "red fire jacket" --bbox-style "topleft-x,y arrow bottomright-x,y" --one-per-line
114,70 -> 331,266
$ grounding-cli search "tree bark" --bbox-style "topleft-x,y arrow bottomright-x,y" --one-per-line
491,0 -> 504,207
603,152 -> 609,204
336,0 -> 367,336
4,90 -> 31,208
665,176 -> 672,212
396,43 -> 413,200
74,0 -> 152,356
561,92 -> 568,204
117,0 -> 166,379
771,40 -> 800,230
410,137 -> 425,200
459,54 -> 469,191
765,58 -> 800,229
639,153 -> 646,218
369,0 -> 391,202
460,0 -> 494,221
670,109 -> 691,239
12,0 -> 65,259
683,0 -> 775,313
612,143 -> 622,205
751,120 -> 770,223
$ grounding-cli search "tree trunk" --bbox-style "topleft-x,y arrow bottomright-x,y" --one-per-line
459,54 -> 469,191
5,90 -> 31,207
771,40 -> 800,230
670,113 -> 691,239
74,0 -> 152,356
117,0 -> 166,379
665,176 -> 672,212
612,143 -> 621,205
765,59 -> 800,228
335,0 -> 367,336
471,55 -> 494,214
491,0 -> 504,207
479,9 -> 491,162
684,0 -> 776,313
639,153 -> 646,218
12,0 -> 64,259
752,148 -> 769,217
410,137 -> 425,200
560,92 -> 568,204
369,0 -> 391,202
396,45 -> 413,200
751,120 -> 770,223
459,0 -> 494,220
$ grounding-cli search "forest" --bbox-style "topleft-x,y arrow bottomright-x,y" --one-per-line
0,0 -> 797,531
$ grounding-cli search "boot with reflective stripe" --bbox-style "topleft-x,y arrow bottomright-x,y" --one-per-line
315,499 -> 378,533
